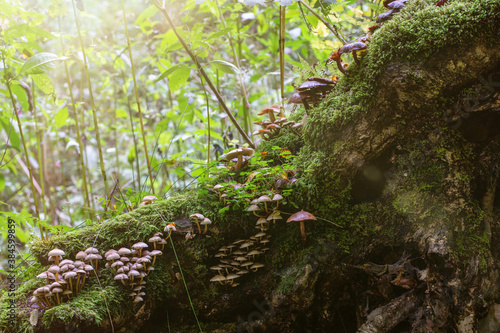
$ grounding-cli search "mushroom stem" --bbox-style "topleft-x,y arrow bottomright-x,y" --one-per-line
195,218 -> 201,234
152,256 -> 157,266
268,112 -> 276,123
204,225 -> 208,234
234,155 -> 243,172
335,58 -> 348,74
56,293 -> 60,305
352,52 -> 360,65
264,202 -> 270,214
252,211 -> 266,218
300,221 -> 307,245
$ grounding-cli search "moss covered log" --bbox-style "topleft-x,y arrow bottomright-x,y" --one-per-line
1,0 -> 500,332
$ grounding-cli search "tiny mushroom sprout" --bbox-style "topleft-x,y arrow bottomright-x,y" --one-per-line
190,213 -> 205,234
224,147 -> 255,172
286,210 -> 317,245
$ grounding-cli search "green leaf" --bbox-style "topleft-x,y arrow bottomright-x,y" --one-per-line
31,74 -> 55,95
209,60 -> 240,75
206,27 -> 233,41
154,64 -> 186,83
0,117 -> 20,151
10,83 -> 29,111
17,52 -> 67,77
168,67 -> 191,91
191,168 -> 205,177
54,107 -> 69,128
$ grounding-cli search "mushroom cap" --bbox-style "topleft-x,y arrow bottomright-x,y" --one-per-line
117,248 -> 132,256
133,296 -> 144,303
59,259 -> 74,266
226,274 -> 240,280
250,263 -> 265,270
106,252 -> 121,261
256,218 -> 268,225
132,242 -> 148,250
48,265 -> 60,274
148,236 -> 162,243
288,92 -> 303,104
225,147 -> 255,160
338,42 -> 367,54
48,248 -> 65,257
63,271 -> 77,279
286,210 -> 317,223
84,247 -> 99,255
247,204 -> 262,212
210,275 -> 226,282
213,184 -> 224,190
142,195 -> 157,202
190,213 -> 205,220
200,218 -> 212,225
37,272 -> 49,279
376,9 -> 394,23
272,194 -> 283,201
256,195 -> 271,203
257,105 -> 280,116
387,0 -> 405,10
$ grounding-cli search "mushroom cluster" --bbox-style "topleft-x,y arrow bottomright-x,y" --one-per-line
220,147 -> 255,172
253,105 -> 303,140
31,248 -> 97,309
289,77 -> 338,111
210,232 -> 269,287
107,240 -> 162,304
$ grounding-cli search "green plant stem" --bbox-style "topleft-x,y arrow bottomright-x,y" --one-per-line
296,0 -> 347,45
200,76 -> 211,165
31,81 -> 48,221
1,56 -> 41,236
124,86 -> 141,191
122,0 -> 155,195
152,0 -> 254,149
71,0 -> 110,204
279,5 -> 286,105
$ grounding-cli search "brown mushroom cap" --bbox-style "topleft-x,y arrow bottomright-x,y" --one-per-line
286,210 -> 317,223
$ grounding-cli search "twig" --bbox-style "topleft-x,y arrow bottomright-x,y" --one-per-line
296,0 -> 347,45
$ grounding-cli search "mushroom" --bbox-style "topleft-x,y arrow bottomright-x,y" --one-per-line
224,147 -> 254,172
272,193 -> 283,209
256,195 -> 272,213
149,250 -> 162,266
190,213 -> 205,234
200,217 -> 212,234
257,105 -> 281,123
250,263 -> 265,272
210,275 -> 226,285
48,248 -> 65,266
338,42 -> 367,65
286,210 -> 317,245
376,9 -> 394,23
132,242 -> 148,257
148,235 -> 163,250
164,223 -> 177,240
